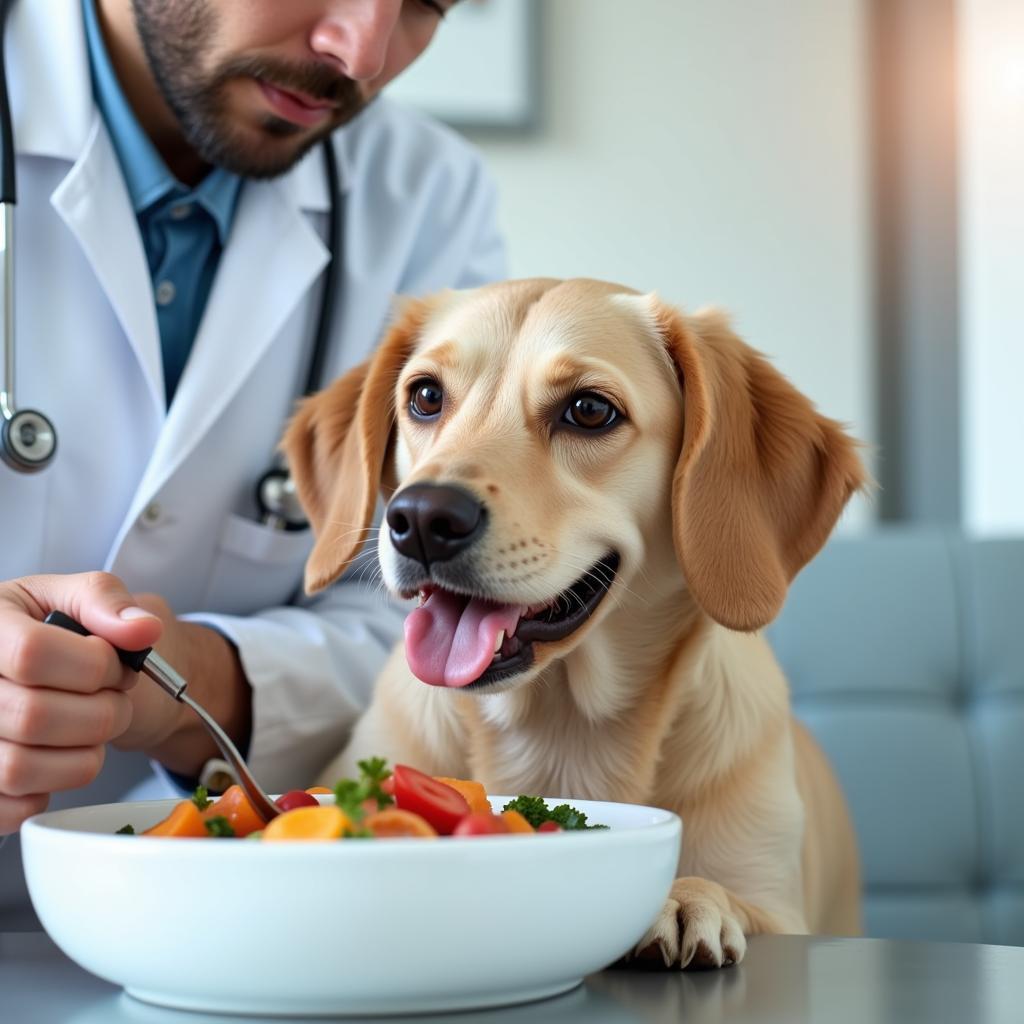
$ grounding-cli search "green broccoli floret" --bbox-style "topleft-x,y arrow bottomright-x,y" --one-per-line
501,796 -> 607,830
203,816 -> 235,838
115,824 -> 135,835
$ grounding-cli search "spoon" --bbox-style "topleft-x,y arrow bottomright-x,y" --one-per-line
44,610 -> 281,823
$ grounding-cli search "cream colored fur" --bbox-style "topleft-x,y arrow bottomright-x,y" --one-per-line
283,278 -> 866,970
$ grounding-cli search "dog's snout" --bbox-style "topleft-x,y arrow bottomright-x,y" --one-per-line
386,483 -> 486,567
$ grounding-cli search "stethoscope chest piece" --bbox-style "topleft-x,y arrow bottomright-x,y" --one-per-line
1,405 -> 56,472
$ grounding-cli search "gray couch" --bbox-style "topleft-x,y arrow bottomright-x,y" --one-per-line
770,529 -> 1023,945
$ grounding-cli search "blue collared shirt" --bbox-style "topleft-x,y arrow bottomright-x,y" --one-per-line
82,0 -> 243,404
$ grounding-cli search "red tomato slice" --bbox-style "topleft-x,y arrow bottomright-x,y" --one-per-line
391,764 -> 470,835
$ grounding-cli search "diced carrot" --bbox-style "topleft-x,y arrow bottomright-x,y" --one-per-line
500,810 -> 535,834
433,777 -> 491,815
364,808 -> 438,838
262,805 -> 353,841
142,800 -> 209,838
203,785 -> 265,838
305,786 -> 333,795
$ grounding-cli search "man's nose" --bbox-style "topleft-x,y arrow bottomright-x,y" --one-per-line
310,0 -> 403,81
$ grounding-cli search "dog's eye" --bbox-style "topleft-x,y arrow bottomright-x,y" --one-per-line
409,379 -> 444,419
562,392 -> 619,431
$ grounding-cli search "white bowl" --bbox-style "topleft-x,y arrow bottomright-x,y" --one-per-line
21,796 -> 681,1017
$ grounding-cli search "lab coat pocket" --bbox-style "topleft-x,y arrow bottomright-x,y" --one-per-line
202,513 -> 314,615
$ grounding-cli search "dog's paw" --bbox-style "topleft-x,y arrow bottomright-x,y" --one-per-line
632,877 -> 747,970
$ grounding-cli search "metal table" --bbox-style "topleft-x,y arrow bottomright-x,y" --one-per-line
2,930 -> 1021,1023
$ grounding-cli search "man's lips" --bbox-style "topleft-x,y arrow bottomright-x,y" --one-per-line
256,80 -> 335,128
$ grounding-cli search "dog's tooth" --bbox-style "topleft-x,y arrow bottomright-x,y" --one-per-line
493,630 -> 505,653
418,589 -> 428,607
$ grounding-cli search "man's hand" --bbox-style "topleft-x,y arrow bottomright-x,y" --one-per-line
0,573 -> 252,835
0,572 -> 164,834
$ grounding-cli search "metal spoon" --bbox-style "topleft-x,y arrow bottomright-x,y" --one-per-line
44,610 -> 280,823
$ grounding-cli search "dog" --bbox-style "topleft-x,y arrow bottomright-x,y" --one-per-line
281,277 -> 866,969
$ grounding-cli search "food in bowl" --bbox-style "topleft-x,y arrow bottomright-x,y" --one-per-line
120,758 -> 608,841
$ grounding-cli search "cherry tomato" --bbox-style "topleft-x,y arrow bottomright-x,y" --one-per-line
537,820 -> 563,833
391,764 -> 470,835
452,812 -> 510,836
276,790 -> 320,812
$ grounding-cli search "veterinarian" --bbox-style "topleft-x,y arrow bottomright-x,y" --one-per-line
0,0 -> 503,924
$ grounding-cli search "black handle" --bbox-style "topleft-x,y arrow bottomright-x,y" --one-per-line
43,610 -> 152,672
0,0 -> 17,205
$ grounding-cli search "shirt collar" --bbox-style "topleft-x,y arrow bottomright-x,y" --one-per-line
81,0 -> 241,242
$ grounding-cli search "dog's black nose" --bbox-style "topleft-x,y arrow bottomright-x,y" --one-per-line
386,483 -> 486,567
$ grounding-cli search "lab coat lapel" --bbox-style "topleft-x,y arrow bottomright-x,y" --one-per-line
49,122 -> 166,417
135,175 -> 330,495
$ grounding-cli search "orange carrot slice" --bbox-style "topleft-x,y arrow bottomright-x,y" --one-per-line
500,810 -> 535,833
262,805 -> 352,841
364,808 -> 438,838
305,786 -> 333,795
433,777 -> 491,815
142,800 -> 209,838
203,785 -> 265,838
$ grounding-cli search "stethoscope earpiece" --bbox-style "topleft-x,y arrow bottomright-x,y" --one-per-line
1,406 -> 56,472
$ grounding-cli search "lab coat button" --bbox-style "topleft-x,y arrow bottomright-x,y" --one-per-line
140,502 -> 163,527
155,280 -> 176,306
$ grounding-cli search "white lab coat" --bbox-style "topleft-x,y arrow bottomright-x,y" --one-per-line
0,2 -> 505,923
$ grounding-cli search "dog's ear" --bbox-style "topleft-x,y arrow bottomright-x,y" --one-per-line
281,297 -> 434,594
655,301 -> 868,631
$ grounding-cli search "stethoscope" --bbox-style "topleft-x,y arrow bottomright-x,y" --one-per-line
0,0 -> 340,530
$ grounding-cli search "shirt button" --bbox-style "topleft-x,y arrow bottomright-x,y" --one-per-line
155,280 -> 176,306
140,502 -> 163,527
170,203 -> 194,220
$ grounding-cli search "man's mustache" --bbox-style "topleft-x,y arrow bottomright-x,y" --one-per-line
216,55 -> 360,105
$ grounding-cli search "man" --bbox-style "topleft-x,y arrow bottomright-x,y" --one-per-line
0,0 -> 504,925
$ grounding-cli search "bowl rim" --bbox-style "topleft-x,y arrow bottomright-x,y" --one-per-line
21,795 -> 682,856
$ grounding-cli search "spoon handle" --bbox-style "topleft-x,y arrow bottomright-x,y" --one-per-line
43,610 -> 280,823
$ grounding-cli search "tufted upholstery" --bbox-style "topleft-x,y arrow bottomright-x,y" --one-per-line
769,529 -> 1024,945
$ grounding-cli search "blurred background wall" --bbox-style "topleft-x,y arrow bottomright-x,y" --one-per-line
387,0 -> 1023,536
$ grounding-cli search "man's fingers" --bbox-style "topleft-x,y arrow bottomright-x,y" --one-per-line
0,739 -> 105,798
0,614 -> 124,693
11,572 -> 163,650
0,678 -> 133,747
0,793 -> 49,836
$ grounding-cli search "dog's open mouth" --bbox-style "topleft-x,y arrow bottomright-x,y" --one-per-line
403,553 -> 620,689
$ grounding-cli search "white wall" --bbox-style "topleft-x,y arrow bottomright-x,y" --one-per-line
394,0 -> 876,527
959,0 -> 1024,535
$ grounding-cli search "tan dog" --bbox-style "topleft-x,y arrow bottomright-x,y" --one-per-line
282,278 -> 866,969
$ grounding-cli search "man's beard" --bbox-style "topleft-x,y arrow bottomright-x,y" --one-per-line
132,0 -> 369,179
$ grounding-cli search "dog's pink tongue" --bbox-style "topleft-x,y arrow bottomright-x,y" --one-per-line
405,590 -> 523,688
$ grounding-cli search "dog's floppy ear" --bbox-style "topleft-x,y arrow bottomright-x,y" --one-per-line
655,301 -> 868,632
281,297 -> 434,594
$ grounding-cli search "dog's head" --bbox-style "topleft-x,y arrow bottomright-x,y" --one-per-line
283,278 -> 867,692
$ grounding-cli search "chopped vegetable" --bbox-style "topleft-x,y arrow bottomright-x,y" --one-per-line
190,785 -> 212,811
433,776 -> 491,815
364,808 -> 438,838
500,810 -> 534,834
501,796 -> 607,830
332,758 -> 395,823
452,812 -> 509,836
202,785 -> 264,838
203,816 -> 235,838
115,824 -> 135,835
391,765 -> 470,835
276,790 -> 319,812
142,800 -> 209,838
263,805 -> 353,841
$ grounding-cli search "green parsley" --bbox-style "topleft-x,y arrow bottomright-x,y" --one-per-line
115,823 -> 135,835
191,785 -> 212,811
501,796 -> 607,830
203,816 -> 235,838
332,757 -> 395,824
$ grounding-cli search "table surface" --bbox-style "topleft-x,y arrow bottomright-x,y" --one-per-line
3,930 -> 1023,1024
